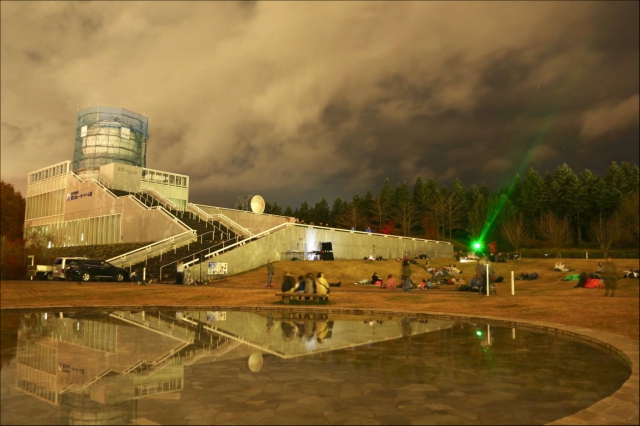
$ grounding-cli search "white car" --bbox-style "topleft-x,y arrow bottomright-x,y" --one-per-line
52,257 -> 88,280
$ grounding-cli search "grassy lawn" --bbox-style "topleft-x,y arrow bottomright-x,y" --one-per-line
2,257 -> 638,340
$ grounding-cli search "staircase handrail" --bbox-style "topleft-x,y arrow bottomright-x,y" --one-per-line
107,229 -> 197,269
187,203 -> 213,221
185,222 -> 292,268
97,176 -> 112,189
68,170 -> 84,183
289,222 -> 453,245
184,221 -> 451,271
87,178 -> 118,198
187,203 -> 253,238
155,206 -> 193,232
159,234 -> 241,280
66,170 -> 118,199
139,186 -> 179,211
211,213 -> 253,238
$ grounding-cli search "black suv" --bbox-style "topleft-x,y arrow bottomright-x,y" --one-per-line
65,260 -> 129,282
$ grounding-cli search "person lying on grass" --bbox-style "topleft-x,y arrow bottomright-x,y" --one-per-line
380,274 -> 397,290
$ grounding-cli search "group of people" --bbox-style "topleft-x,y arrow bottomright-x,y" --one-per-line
265,260 -> 341,295
281,272 -> 340,294
572,257 -> 619,296
554,261 -> 571,272
425,263 -> 462,276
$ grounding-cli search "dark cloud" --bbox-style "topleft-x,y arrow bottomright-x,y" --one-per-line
1,2 -> 637,206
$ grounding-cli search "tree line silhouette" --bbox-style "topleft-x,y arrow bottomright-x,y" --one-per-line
262,162 -> 639,253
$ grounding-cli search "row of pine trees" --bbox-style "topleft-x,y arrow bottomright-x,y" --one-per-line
262,162 -> 639,252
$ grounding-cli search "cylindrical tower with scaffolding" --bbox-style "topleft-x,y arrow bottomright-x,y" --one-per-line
72,106 -> 149,179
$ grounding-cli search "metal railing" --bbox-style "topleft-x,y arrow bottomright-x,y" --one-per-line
159,233 -> 242,281
67,171 -> 118,199
87,178 -> 118,198
107,230 -> 197,269
181,221 -> 453,271
188,203 -> 253,239
97,176 -> 112,189
139,187 -> 180,211
185,222 -> 292,268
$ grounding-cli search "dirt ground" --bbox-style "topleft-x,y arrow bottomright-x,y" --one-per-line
2,258 -> 638,340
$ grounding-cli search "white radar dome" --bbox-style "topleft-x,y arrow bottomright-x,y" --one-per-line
248,353 -> 264,372
250,195 -> 265,214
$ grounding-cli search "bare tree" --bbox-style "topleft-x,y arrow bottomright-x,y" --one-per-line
618,193 -> 639,247
445,195 -> 466,240
467,195 -> 487,240
590,214 -> 621,258
426,193 -> 465,240
394,200 -> 420,237
336,203 -> 365,230
537,211 -> 572,257
370,196 -> 392,232
428,195 -> 447,240
501,214 -> 529,252
25,229 -> 59,265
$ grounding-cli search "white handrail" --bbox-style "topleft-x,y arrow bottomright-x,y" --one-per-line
66,171 -> 118,199
184,221 -> 452,269
185,222 -> 291,267
187,203 -> 213,221
289,223 -> 452,245
107,229 -> 197,268
87,178 -> 118,198
139,187 -> 179,211
212,214 -> 253,238
188,203 -> 253,238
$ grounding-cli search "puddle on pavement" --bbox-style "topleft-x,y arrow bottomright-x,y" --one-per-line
0,309 -> 630,425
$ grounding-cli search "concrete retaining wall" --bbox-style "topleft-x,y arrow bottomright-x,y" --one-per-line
205,225 -> 453,276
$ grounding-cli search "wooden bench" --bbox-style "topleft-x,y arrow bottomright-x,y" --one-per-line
276,293 -> 330,304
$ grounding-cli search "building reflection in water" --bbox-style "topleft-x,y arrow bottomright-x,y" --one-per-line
13,311 -> 453,424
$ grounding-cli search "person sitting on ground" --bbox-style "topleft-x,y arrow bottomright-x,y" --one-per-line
296,275 -> 306,293
496,253 -> 507,263
418,279 -> 430,290
371,272 -> 382,285
469,275 -> 481,292
281,272 -> 298,293
381,274 -> 397,289
316,272 -> 330,294
445,265 -> 462,274
304,272 -> 316,295
554,262 -> 570,272
574,272 -> 588,288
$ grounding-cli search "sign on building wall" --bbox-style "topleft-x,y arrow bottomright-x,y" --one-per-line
81,126 -> 88,137
206,311 -> 226,321
66,191 -> 92,201
120,127 -> 130,139
207,262 -> 227,275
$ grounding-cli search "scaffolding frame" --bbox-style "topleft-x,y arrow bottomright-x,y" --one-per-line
73,106 -> 149,176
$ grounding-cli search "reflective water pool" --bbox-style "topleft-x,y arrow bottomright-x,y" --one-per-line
0,309 -> 630,425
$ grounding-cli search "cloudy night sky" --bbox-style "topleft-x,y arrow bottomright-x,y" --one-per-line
1,2 -> 638,208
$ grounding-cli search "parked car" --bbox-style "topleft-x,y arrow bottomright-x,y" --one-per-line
27,264 -> 53,280
53,257 -> 88,280
65,259 -> 129,282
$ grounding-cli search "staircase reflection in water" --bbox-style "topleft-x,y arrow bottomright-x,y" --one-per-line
3,310 -> 629,425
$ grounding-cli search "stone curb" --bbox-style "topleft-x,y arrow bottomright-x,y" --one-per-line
2,304 -> 638,425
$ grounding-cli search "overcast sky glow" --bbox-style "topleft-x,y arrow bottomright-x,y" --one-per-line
1,2 -> 638,208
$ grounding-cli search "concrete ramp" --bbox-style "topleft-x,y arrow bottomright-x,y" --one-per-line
192,223 -> 453,276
